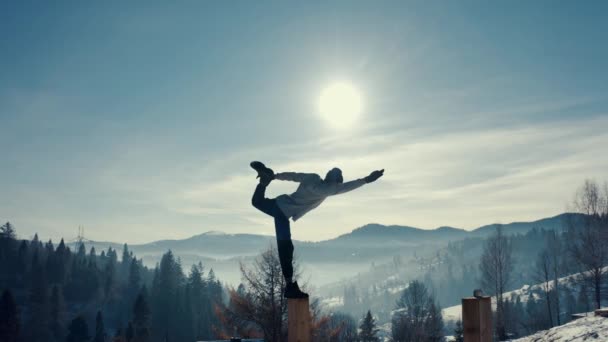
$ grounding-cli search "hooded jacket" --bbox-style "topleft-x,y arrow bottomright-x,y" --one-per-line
274,170 -> 366,221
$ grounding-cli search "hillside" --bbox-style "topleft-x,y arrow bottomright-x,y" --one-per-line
513,315 -> 608,342
442,267 -> 608,322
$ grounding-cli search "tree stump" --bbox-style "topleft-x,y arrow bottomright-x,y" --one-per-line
462,296 -> 492,342
288,298 -> 311,342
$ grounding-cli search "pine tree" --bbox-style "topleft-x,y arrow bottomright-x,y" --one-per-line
0,290 -> 20,342
89,247 -> 98,266
103,248 -> 117,299
133,287 -> 151,342
31,233 -> 41,255
17,240 -> 28,274
206,267 -> 223,331
65,245 -> 100,302
152,251 -> 183,340
175,285 -> 193,342
45,239 -> 54,258
26,253 -> 51,342
358,310 -> 379,342
512,295 -> 526,337
128,259 -> 141,293
563,286 -> 577,320
126,322 -> 134,342
525,293 -> 544,333
114,325 -> 124,341
207,268 -> 222,300
121,244 -> 131,278
127,258 -> 142,309
0,222 -> 16,239
66,315 -> 90,342
187,263 -> 206,339
94,311 -> 106,342
453,319 -> 464,342
77,242 -> 86,260
0,222 -> 17,286
49,285 -> 66,341
54,239 -> 68,284
425,301 -> 445,342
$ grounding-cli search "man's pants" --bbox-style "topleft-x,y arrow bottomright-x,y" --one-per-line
251,183 -> 294,281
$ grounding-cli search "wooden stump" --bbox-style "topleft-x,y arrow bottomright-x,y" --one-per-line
462,296 -> 492,342
288,298 -> 311,342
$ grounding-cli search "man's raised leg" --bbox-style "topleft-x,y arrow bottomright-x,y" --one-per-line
251,183 -> 275,216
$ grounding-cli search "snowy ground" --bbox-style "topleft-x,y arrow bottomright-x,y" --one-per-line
512,315 -> 608,341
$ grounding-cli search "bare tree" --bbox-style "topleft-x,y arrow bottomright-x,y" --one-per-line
218,246 -> 287,341
479,225 -> 513,340
535,249 -> 553,327
566,179 -> 608,310
391,280 -> 444,342
533,230 -> 565,328
547,230 -> 563,325
216,245 -> 314,342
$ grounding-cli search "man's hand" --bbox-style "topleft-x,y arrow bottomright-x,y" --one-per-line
365,169 -> 384,183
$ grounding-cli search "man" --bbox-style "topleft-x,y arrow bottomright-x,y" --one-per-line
250,161 -> 384,298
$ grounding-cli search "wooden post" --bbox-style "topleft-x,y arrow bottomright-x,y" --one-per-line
288,298 -> 311,342
595,308 -> 608,317
462,296 -> 492,342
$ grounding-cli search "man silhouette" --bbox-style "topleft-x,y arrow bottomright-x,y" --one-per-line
250,161 -> 384,298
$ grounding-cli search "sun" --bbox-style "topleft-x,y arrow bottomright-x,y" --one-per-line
318,82 -> 363,129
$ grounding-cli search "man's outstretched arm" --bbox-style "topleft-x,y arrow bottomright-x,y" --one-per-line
333,169 -> 385,195
275,172 -> 319,183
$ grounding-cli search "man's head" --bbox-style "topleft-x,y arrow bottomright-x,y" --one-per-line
324,167 -> 343,184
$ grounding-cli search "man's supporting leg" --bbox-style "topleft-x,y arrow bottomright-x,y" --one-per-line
250,181 -> 307,297
277,239 -> 294,282
274,212 -> 307,298
274,212 -> 294,283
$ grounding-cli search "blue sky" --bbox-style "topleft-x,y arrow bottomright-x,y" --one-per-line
1,1 -> 607,243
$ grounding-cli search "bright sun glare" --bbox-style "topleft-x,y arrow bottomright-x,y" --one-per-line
318,82 -> 363,129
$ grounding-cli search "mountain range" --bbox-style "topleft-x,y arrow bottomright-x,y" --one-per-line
81,212 -> 580,253
71,212 -> 583,285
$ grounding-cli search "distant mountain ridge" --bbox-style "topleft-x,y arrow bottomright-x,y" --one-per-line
70,212 -> 586,285
469,213 -> 582,236
77,212 -> 583,256
328,223 -> 468,246
323,212 -> 582,246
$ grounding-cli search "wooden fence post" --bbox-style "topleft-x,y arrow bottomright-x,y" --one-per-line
288,298 -> 311,342
462,295 -> 492,342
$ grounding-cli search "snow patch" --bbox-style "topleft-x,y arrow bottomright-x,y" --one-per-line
203,230 -> 227,236
513,315 -> 608,342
